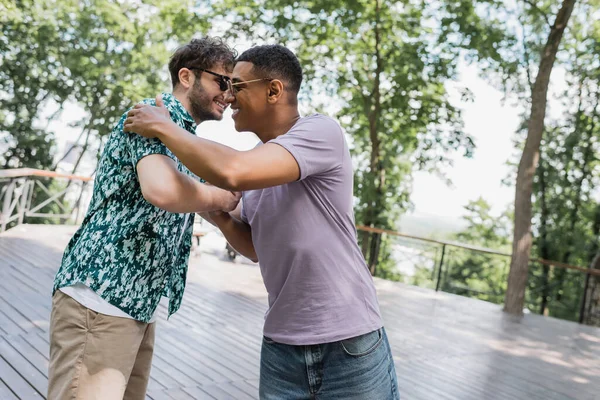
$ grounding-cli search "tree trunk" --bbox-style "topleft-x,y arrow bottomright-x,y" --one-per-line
364,0 -> 384,274
584,207 -> 600,326
584,250 -> 600,326
538,154 -> 551,315
504,0 -> 577,316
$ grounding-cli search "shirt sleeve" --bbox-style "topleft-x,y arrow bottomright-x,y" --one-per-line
269,115 -> 344,181
128,134 -> 176,169
240,195 -> 248,224
114,110 -> 177,170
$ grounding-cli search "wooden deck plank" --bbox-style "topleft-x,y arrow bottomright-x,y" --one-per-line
145,363 -> 182,390
0,298 -> 43,335
155,334 -> 239,383
157,328 -> 258,381
230,380 -> 259,398
0,308 -> 27,336
146,377 -> 167,395
145,387 -> 177,400
0,288 -> 50,333
220,381 -> 257,400
181,386 -> 218,399
0,379 -> 20,400
0,246 -> 55,283
161,388 -> 196,400
150,352 -> 205,388
0,355 -> 43,400
21,333 -> 49,360
1,224 -> 600,400
0,338 -> 47,397
244,379 -> 259,390
193,383 -> 237,400
8,336 -> 49,378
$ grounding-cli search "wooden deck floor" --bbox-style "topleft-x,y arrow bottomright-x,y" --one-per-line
0,224 -> 599,400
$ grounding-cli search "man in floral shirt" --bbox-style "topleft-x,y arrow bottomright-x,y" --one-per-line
48,37 -> 240,399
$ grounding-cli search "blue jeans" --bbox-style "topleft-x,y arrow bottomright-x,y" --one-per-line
260,328 -> 399,399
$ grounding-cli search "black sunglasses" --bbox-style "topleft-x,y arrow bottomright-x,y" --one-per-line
188,67 -> 230,91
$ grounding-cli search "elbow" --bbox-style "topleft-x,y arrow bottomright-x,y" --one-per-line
141,184 -> 178,211
218,159 -> 246,191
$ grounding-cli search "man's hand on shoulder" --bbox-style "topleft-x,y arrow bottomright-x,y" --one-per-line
124,94 -> 173,139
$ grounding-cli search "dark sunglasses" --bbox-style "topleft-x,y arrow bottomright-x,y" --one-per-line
188,67 -> 231,91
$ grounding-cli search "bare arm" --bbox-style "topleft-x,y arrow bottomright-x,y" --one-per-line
123,96 -> 300,192
198,201 -> 243,226
137,154 -> 240,213
199,203 -> 257,262
210,211 -> 258,263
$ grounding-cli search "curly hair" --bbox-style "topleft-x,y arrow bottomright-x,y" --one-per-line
168,36 -> 237,88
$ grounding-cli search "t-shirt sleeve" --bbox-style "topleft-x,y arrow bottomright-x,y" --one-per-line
269,115 -> 344,181
240,196 -> 248,224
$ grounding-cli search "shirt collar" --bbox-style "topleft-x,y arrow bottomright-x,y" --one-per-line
162,92 -> 197,131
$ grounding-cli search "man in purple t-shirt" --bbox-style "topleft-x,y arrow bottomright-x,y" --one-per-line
124,45 -> 399,399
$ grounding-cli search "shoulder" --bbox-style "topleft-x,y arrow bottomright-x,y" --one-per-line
293,114 -> 344,146
286,114 -> 342,136
298,114 -> 342,131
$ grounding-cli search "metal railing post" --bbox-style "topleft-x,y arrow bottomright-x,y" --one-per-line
579,269 -> 593,324
435,244 -> 446,292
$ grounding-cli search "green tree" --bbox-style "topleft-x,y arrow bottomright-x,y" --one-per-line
1,0 -> 210,173
0,0 -> 74,169
1,0 -> 210,227
53,0 -> 211,175
527,3 -> 600,321
212,0 -> 484,276
440,199 -> 513,304
504,0 -> 578,316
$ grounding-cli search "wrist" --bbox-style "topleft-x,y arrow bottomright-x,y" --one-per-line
209,210 -> 230,223
154,118 -> 177,139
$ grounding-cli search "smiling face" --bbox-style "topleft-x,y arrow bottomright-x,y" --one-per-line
187,64 -> 230,122
227,61 -> 273,134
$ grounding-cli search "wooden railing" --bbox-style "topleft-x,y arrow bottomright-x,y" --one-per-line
1,168 -> 597,325
356,225 -> 600,324
356,225 -> 600,277
0,168 -> 93,232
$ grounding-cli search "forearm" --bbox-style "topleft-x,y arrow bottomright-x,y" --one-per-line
212,213 -> 258,262
154,120 -> 242,190
197,212 -> 217,227
158,174 -> 222,213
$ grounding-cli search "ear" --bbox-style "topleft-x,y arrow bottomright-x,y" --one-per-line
178,68 -> 195,90
266,80 -> 285,104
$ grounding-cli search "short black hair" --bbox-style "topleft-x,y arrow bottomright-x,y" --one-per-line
236,45 -> 303,95
169,37 -> 237,88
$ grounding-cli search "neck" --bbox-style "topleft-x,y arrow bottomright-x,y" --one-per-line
258,107 -> 301,142
172,89 -> 203,124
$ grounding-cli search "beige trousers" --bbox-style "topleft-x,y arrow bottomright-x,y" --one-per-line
48,291 -> 155,400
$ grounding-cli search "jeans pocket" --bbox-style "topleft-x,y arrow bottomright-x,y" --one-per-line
340,328 -> 383,357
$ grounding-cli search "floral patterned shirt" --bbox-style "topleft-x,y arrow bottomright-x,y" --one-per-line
54,93 -> 201,322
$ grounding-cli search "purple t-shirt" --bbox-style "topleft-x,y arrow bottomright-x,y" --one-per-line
241,114 -> 383,345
